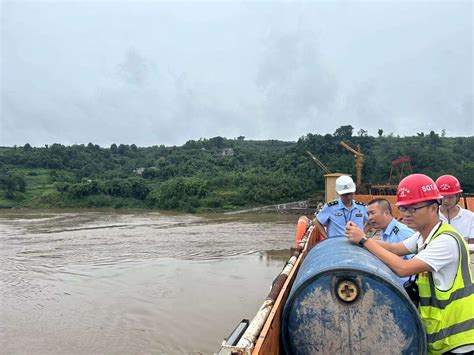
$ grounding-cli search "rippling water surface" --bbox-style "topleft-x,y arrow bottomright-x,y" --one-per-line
0,210 -> 297,354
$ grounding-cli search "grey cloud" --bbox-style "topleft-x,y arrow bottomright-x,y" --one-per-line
1,1 -> 472,147
117,49 -> 152,87
255,30 -> 338,135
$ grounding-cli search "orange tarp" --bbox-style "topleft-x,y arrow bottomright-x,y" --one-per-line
354,194 -> 373,205
465,198 -> 474,213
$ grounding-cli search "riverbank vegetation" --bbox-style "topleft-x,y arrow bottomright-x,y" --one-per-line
1,126 -> 472,212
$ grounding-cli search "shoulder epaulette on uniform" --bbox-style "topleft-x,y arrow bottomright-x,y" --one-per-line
328,200 -> 338,207
393,226 -> 399,234
354,200 -> 366,206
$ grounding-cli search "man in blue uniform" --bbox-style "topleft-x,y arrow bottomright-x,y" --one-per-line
314,175 -> 368,238
366,198 -> 414,284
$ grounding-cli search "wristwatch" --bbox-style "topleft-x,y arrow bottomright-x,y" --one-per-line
358,236 -> 369,247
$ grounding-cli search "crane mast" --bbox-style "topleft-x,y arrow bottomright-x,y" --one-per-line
339,141 -> 364,187
306,151 -> 332,174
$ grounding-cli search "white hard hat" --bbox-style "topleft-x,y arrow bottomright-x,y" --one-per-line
335,175 -> 356,195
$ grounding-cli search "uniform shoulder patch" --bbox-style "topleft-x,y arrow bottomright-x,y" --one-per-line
393,226 -> 399,234
328,200 -> 338,207
354,200 -> 366,206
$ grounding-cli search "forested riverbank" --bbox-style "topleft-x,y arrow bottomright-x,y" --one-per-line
1,126 -> 473,212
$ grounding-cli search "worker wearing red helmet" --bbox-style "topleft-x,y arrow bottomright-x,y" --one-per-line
345,174 -> 474,354
436,175 -> 474,243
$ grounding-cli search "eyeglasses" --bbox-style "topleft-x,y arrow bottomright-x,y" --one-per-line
398,203 -> 435,213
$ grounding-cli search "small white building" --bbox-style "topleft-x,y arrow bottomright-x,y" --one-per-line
222,148 -> 234,156
133,167 -> 146,175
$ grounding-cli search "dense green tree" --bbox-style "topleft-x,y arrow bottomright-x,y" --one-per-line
118,144 -> 128,155
334,125 -> 353,139
0,131 -> 472,211
0,168 -> 26,199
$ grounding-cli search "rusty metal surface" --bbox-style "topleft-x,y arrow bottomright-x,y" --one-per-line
281,236 -> 426,354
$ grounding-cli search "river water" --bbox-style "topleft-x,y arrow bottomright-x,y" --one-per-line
0,210 -> 298,354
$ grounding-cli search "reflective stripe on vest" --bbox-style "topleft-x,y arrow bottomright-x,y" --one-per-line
416,224 -> 474,354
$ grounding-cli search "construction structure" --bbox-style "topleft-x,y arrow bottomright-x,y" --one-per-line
306,151 -> 331,175
339,141 -> 364,187
368,156 -> 413,195
306,150 -> 352,202
389,156 -> 412,185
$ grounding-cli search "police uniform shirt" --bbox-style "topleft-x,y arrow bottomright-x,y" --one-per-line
381,218 -> 415,284
316,198 -> 368,238
381,218 -> 414,244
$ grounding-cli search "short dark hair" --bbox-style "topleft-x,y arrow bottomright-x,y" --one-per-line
368,198 -> 392,215
425,200 -> 441,207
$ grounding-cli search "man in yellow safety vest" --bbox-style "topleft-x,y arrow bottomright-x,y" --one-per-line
346,173 -> 474,354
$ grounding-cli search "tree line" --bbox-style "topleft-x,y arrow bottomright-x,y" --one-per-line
0,126 -> 472,211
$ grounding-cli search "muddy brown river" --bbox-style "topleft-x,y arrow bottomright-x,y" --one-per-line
0,210 -> 298,354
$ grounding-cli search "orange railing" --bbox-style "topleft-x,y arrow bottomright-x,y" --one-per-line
465,197 -> 474,212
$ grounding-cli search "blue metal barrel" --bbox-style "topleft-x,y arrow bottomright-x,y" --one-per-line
281,236 -> 426,354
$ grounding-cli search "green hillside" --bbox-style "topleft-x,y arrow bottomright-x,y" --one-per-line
1,126 -> 473,212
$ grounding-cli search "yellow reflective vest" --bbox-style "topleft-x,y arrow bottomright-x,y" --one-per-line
416,223 -> 474,354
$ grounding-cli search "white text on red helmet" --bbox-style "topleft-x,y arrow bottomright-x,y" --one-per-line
398,187 -> 410,197
421,184 -> 436,192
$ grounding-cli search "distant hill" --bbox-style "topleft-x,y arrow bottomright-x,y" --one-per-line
1,127 -> 473,211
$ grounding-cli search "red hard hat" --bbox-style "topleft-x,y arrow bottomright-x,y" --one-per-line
435,175 -> 463,196
396,174 -> 443,206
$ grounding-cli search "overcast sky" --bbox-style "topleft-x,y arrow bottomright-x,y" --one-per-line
1,1 -> 472,147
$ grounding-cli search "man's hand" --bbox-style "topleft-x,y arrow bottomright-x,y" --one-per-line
313,218 -> 327,239
345,221 -> 366,244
